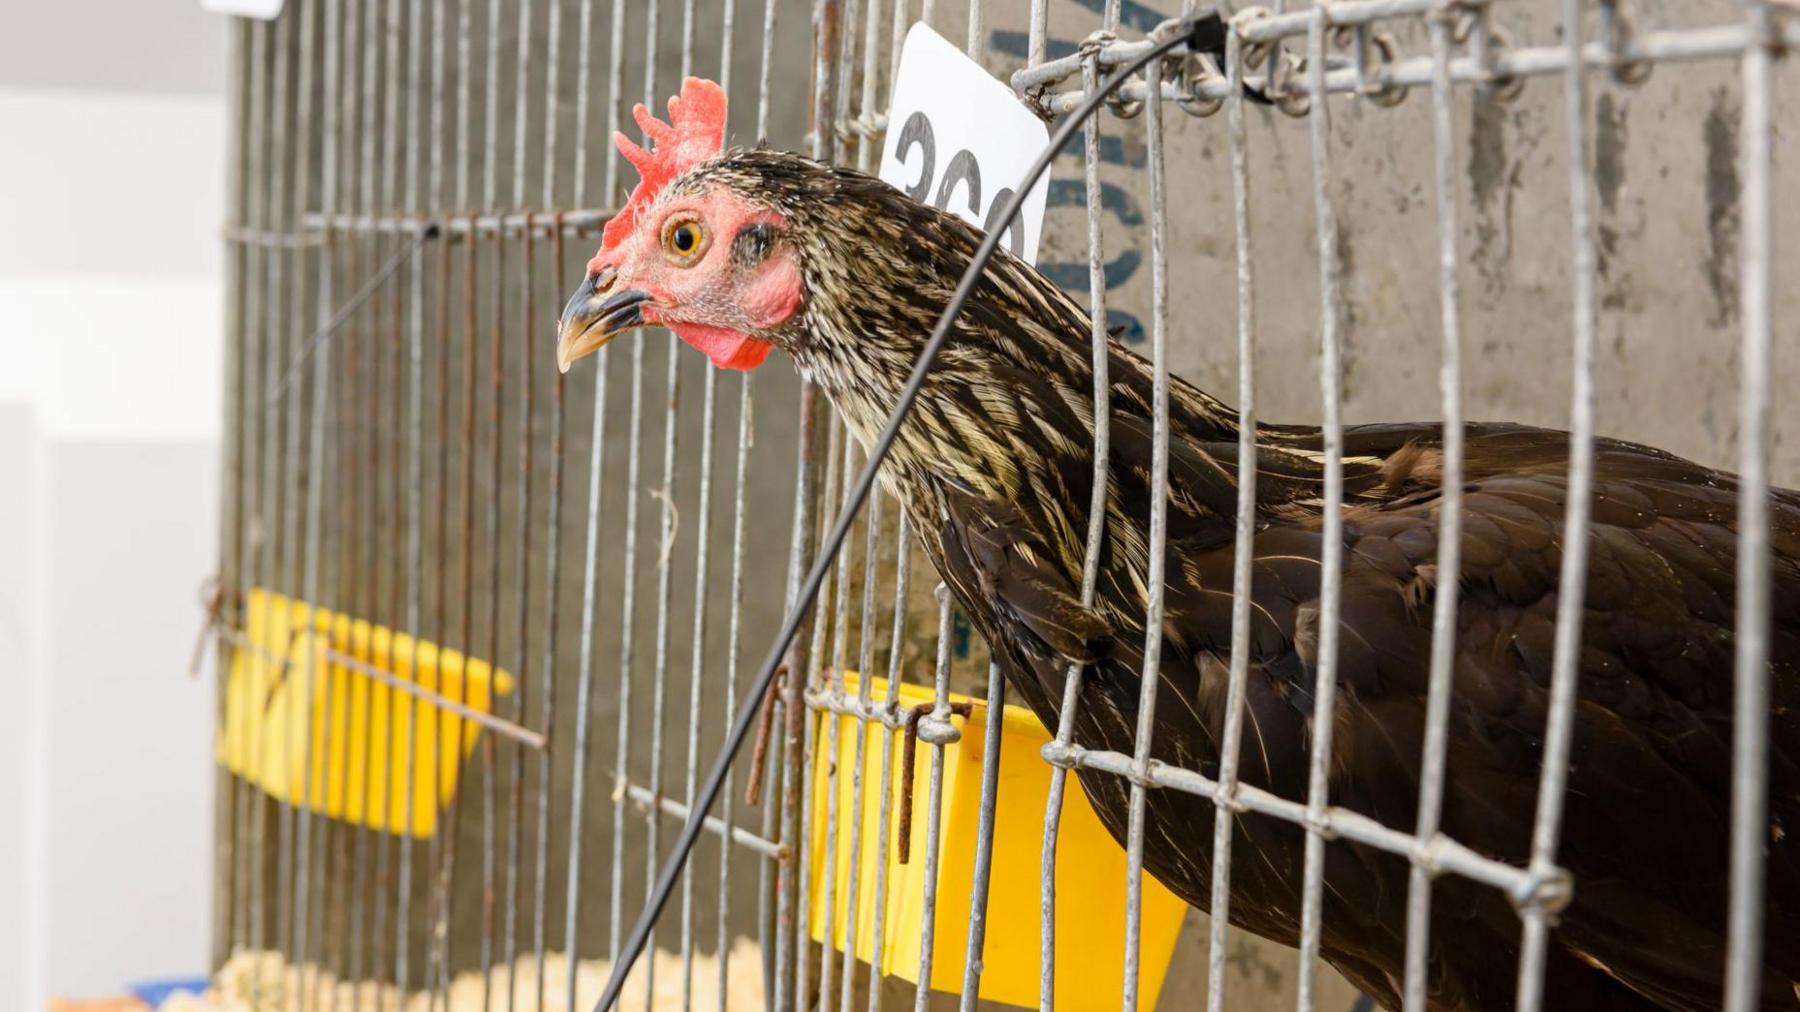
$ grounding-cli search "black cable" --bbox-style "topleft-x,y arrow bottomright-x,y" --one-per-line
592,15 -> 1220,1010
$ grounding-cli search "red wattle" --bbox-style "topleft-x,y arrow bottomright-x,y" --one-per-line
671,322 -> 773,371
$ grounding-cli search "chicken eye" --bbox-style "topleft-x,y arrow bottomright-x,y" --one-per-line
661,216 -> 711,266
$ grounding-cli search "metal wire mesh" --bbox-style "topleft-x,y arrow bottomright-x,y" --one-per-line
209,1 -> 1791,1010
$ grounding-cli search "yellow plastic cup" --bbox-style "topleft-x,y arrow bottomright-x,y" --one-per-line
808,675 -> 1186,1009
216,589 -> 513,838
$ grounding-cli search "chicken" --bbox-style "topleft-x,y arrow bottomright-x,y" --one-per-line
555,78 -> 1800,1011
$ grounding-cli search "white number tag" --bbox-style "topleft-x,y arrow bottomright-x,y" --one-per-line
879,23 -> 1052,266
200,0 -> 286,19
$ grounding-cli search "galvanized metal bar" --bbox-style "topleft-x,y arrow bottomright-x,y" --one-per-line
1401,8 -> 1468,1011
1056,745 -> 1556,901
1021,19 -> 1800,115
563,0 -> 618,1003
814,416 -> 855,1012
286,0 -> 327,1001
797,415 -> 845,1012
322,0 -> 363,986
393,0 -> 431,988
348,0 -> 387,996
751,1 -> 782,999
625,783 -> 792,862
530,224 -> 569,1012
1119,48 -> 1170,1012
773,6 -> 840,1007
911,588 -> 958,1012
827,6 -> 888,1002
607,0 -> 649,984
1294,10 -> 1348,1010
716,0 -> 756,1000
509,210 -> 540,1009
1724,4 -> 1778,1010
1038,39 -> 1111,1012
230,11 -> 266,969
256,7 -> 293,976
645,11 -> 685,1000
676,4 -> 724,1004
865,517 -> 910,1012
1514,0 -> 1601,1004
308,209 -> 617,237
957,663 -> 1005,1009
1203,19 -> 1257,1012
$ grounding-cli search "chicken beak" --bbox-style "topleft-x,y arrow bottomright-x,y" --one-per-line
557,270 -> 651,373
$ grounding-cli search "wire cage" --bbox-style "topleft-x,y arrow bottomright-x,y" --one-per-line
207,0 -> 1797,1010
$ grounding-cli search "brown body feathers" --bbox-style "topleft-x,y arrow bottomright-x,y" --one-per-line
682,149 -> 1800,1011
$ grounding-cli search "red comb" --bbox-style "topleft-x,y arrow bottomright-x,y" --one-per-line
598,77 -> 728,259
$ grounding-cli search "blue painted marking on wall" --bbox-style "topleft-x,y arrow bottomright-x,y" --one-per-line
985,19 -> 1162,345
1040,248 -> 1143,292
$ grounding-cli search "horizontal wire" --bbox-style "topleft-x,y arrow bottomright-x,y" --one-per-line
1020,18 -> 1800,115
214,626 -> 548,752
1044,745 -> 1571,912
304,207 -> 616,237
621,783 -> 790,861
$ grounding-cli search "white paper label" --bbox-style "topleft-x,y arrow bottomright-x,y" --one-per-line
200,0 -> 286,20
879,23 -> 1051,266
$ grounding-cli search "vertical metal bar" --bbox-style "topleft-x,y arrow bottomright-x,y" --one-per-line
211,11 -> 246,971
558,0 -> 619,1004
957,662 -> 1005,1009
370,0 -> 405,997
1515,0 -> 1599,1003
1204,22 -> 1257,1012
280,2 -> 320,992
1295,10 -> 1346,1010
345,0 -> 382,995
256,8 -> 292,975
604,0 -> 641,986
611,0 -> 660,981
1026,0 -> 1046,68
232,13 -> 266,967
725,5 -> 774,1005
512,211 -> 539,1007
815,428 -> 855,1012
274,4 -> 304,979
1120,50 -> 1169,1012
1039,42 -> 1111,1012
543,0 -> 563,211
1724,3 -> 1776,1009
679,0 -> 723,1002
773,5 -> 837,1007
535,223 -> 569,1012
566,208 -> 616,1012
424,0 -> 459,1001
391,0 -> 430,989
1401,10 -> 1467,1012
911,589 -> 956,1012
798,418 -> 845,1012
529,5 -> 569,1011
487,0 -> 521,1007
864,518 -> 910,1012
294,0 -> 336,1002
826,2 -> 889,1000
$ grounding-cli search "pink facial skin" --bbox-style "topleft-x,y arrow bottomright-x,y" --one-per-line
590,193 -> 802,371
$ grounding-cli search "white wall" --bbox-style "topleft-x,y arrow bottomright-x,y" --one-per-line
0,4 -> 228,1001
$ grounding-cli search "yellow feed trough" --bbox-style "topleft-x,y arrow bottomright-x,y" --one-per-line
809,675 -> 1186,1010
216,588 -> 514,838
